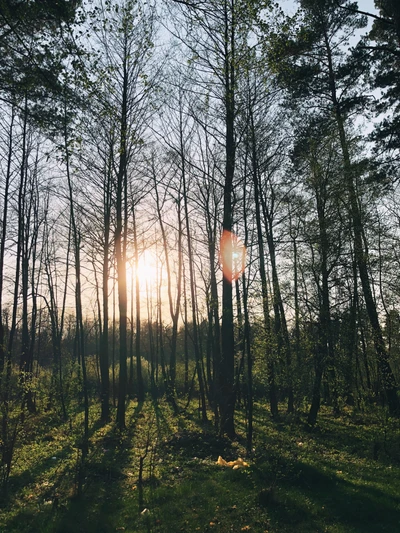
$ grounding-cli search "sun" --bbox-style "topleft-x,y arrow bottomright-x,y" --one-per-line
126,249 -> 159,288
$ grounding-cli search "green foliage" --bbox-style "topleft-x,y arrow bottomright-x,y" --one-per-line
364,0 -> 400,172
0,0 -> 83,105
266,0 -> 369,118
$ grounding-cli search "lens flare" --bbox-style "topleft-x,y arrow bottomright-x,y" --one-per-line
219,230 -> 246,282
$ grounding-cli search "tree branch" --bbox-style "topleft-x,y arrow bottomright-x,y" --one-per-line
334,0 -> 394,26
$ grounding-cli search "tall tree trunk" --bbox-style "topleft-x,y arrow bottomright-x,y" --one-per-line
323,28 -> 399,414
43,199 -> 69,420
290,216 -> 302,405
128,257 -> 134,398
152,155 -> 182,404
181,154 -> 207,424
0,104 -> 15,388
64,108 -> 89,457
1,103 -> 23,488
26,157 -> 41,413
307,152 -> 336,425
241,165 -> 253,451
116,51 -> 129,429
264,214 -> 294,414
147,279 -> 156,388
250,127 -> 277,418
100,154 -> 112,422
219,0 -> 236,437
183,260 -> 189,395
17,96 -> 34,412
112,279 -> 116,407
202,179 -> 221,424
133,208 -> 144,402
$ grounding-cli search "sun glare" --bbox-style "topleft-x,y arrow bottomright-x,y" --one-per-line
127,249 -> 159,288
220,230 -> 246,282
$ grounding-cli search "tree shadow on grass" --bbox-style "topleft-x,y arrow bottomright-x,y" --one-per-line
2,407 -> 152,533
255,455 -> 400,533
151,397 -> 175,438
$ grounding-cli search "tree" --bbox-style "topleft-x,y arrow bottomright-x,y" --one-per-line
0,0 -> 83,113
88,0 -> 156,428
366,0 -> 400,174
268,0 -> 400,415
170,0 -> 262,437
292,119 -> 345,424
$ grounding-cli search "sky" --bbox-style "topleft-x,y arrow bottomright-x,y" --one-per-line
281,0 -> 378,16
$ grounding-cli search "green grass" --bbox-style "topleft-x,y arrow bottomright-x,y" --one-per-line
1,400 -> 399,532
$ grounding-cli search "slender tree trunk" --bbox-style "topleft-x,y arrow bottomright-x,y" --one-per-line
116,51 -> 129,429
133,208 -> 144,402
241,167 -> 253,451
26,161 -> 41,413
322,27 -> 399,414
152,157 -> 182,404
2,103 -> 23,487
0,104 -> 15,388
219,0 -> 236,437
307,156 -> 335,425
290,218 -> 302,406
64,109 -> 89,457
183,260 -> 189,395
264,214 -> 294,414
100,156 -> 112,422
129,259 -> 134,398
147,278 -> 156,387
181,151 -> 207,424
17,96 -> 35,412
44,205 -> 69,420
250,130 -> 277,418
202,182 -> 221,423
112,279 -> 116,407
344,258 -> 358,404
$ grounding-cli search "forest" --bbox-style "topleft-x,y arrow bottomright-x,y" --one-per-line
0,0 -> 400,531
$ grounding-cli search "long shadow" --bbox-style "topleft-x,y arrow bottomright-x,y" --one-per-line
253,446 -> 400,532
5,448 -> 137,532
305,413 -> 400,464
3,434 -> 77,512
2,405 -> 153,533
151,397 -> 174,438
130,399 -> 144,422
4,402 -> 399,533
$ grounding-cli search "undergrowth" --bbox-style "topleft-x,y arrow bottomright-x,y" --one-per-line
0,399 -> 399,533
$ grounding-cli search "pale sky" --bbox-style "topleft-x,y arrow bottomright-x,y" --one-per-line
281,0 -> 377,15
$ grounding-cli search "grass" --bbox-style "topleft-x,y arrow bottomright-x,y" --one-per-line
1,399 -> 399,533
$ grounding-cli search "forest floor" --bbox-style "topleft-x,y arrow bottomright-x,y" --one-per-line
0,399 -> 399,533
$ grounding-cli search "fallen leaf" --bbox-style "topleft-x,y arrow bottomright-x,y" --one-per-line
216,456 -> 249,468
